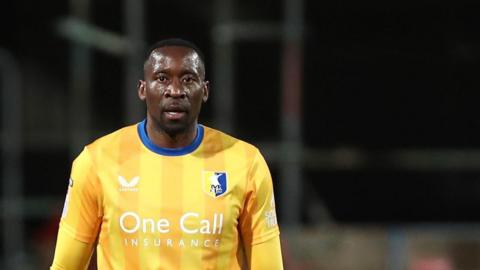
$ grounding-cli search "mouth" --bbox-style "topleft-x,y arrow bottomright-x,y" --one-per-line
163,104 -> 188,120
164,111 -> 186,120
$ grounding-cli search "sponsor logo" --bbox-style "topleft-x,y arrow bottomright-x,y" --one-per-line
119,211 -> 224,248
118,176 -> 140,192
123,238 -> 221,248
119,211 -> 223,235
202,171 -> 228,198
61,192 -> 69,218
265,194 -> 278,228
62,178 -> 73,218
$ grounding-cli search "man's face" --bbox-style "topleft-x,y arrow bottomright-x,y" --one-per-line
138,46 -> 209,135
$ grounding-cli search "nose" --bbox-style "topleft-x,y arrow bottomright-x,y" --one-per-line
164,78 -> 186,98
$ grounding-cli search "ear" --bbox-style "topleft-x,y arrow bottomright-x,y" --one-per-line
202,81 -> 210,103
137,80 -> 146,101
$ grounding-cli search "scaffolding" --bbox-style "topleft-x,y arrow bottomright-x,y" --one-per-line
4,1 -> 480,269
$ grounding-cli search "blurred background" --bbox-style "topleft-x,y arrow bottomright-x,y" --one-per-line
2,0 -> 480,269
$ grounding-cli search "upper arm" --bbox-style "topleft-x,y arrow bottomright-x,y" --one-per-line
239,149 -> 281,245
60,147 -> 102,243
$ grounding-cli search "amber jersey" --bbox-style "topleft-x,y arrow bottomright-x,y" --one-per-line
59,120 -> 280,269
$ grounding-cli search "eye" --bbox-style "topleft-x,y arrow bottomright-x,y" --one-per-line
156,74 -> 168,82
182,75 -> 196,84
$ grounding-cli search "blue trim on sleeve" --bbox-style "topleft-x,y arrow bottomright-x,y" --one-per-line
137,119 -> 203,156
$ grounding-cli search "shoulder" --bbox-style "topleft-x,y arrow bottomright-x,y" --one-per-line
80,123 -> 139,162
201,125 -> 261,156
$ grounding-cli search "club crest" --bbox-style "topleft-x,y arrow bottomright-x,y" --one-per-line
202,171 -> 228,198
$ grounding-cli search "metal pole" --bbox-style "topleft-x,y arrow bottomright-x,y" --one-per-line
69,0 -> 91,157
387,227 -> 407,270
124,0 -> 145,124
280,0 -> 304,227
212,0 -> 235,133
0,48 -> 25,269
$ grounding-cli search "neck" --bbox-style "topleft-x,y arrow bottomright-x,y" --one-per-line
145,117 -> 197,149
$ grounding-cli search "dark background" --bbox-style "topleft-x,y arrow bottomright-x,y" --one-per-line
2,2 -> 480,265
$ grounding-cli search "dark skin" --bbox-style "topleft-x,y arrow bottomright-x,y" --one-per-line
138,46 -> 209,148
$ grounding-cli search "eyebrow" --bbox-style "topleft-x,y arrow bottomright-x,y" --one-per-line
153,67 -> 200,76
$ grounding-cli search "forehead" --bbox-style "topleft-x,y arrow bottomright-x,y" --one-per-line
147,46 -> 203,73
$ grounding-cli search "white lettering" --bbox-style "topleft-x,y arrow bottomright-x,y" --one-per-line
190,239 -> 199,247
180,212 -> 199,234
265,210 -> 278,228
218,214 -> 223,234
157,219 -> 170,233
143,218 -> 155,233
179,239 -> 185,248
120,212 -> 140,234
199,220 -> 211,234
119,211 -> 224,235
122,237 -> 222,248
213,213 -> 217,233
131,238 -> 138,246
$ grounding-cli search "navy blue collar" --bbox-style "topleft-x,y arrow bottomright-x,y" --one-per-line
137,119 -> 204,156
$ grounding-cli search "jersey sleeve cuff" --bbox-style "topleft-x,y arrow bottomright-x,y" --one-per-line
59,221 -> 96,244
249,229 -> 280,246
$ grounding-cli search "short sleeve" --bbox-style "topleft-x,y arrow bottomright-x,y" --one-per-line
239,149 -> 280,246
59,147 -> 102,243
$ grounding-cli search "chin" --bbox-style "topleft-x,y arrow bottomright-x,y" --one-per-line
160,121 -> 190,136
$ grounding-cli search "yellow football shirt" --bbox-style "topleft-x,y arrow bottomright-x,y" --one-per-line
59,120 -> 280,269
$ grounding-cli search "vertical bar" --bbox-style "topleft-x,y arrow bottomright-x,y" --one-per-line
0,48 -> 25,269
280,0 -> 304,227
69,0 -> 91,157
212,0 -> 235,133
387,227 -> 407,270
124,0 -> 145,124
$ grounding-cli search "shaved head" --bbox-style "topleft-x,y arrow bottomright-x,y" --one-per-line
144,38 -> 206,79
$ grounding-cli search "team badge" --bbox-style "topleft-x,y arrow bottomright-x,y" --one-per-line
202,171 -> 228,198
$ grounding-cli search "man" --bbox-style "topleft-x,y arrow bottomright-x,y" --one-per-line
50,38 -> 283,269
